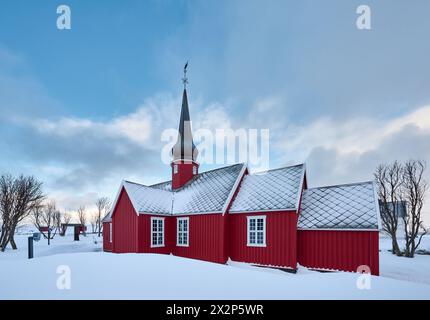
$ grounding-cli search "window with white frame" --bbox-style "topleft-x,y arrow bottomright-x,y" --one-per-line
177,217 -> 189,246
109,223 -> 112,243
247,216 -> 266,247
151,217 -> 164,247
173,164 -> 178,174
192,165 -> 197,175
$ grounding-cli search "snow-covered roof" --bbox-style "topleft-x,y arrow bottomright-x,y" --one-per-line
298,181 -> 380,230
101,212 -> 111,223
124,181 -> 172,214
109,163 -> 246,216
171,164 -> 246,214
229,164 -> 305,213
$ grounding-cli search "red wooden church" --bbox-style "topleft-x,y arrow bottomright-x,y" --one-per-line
103,80 -> 381,275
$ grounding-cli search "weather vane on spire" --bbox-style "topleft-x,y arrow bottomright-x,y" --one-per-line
182,61 -> 189,89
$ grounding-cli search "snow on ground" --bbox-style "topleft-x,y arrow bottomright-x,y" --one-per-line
1,232 -> 102,261
380,235 -> 430,286
0,233 -> 429,299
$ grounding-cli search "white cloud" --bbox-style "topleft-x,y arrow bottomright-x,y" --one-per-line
273,105 -> 430,163
266,104 -> 430,225
8,87 -> 430,224
30,108 -> 154,147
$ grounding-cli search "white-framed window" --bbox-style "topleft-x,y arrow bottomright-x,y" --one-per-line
177,217 -> 189,247
173,164 -> 178,174
192,165 -> 197,175
109,223 -> 112,243
247,216 -> 266,247
151,217 -> 165,247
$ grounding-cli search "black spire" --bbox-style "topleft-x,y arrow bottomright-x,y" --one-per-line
172,64 -> 198,162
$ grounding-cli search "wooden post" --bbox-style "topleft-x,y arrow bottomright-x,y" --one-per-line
74,226 -> 80,241
28,236 -> 34,259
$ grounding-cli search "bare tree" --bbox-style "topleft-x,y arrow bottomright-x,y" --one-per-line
95,197 -> 110,237
374,162 -> 403,256
33,201 -> 59,245
0,174 -> 45,251
90,212 -> 98,234
402,160 -> 428,258
56,211 -> 72,236
77,206 -> 87,236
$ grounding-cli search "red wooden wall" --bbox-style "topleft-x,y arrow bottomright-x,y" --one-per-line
138,215 -> 172,254
102,222 -> 112,252
297,230 -> 379,275
173,214 -> 226,264
103,186 -> 379,276
171,161 -> 198,189
229,211 -> 298,269
112,188 -> 139,253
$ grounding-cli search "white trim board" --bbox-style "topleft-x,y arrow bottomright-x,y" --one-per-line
150,217 -> 165,248
246,215 -> 267,247
295,163 -> 306,213
229,208 -> 296,214
176,217 -> 190,247
222,163 -> 247,215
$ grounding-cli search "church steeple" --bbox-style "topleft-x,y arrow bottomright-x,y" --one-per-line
171,63 -> 199,190
171,88 -> 198,162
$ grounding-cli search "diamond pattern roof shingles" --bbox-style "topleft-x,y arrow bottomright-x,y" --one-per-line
172,163 -> 244,214
126,163 -> 245,215
229,164 -> 304,213
110,163 -> 380,231
298,182 -> 380,230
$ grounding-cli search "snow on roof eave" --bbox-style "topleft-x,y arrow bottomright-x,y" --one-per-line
101,212 -> 112,223
298,227 -> 379,232
229,207 -> 297,214
109,180 -> 163,218
248,162 -> 305,175
222,163 -> 248,216
373,181 -> 383,231
139,210 -> 224,216
295,163 -> 306,213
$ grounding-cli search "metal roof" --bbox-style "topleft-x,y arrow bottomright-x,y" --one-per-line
172,163 -> 245,214
229,164 -> 305,213
107,162 -> 379,231
298,181 -> 380,230
124,181 -> 172,214
111,163 -> 246,216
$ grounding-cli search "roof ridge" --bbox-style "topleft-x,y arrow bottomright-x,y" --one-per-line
249,163 -> 304,176
149,163 -> 245,188
124,180 -> 173,194
123,180 -> 147,187
306,180 -> 374,191
150,180 -> 172,188
199,163 -> 245,176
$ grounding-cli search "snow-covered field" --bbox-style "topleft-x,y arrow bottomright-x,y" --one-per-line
0,233 -> 429,299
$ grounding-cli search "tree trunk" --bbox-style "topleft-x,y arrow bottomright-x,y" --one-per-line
9,229 -> 17,250
391,236 -> 402,256
404,239 -> 416,258
0,227 -> 5,248
0,229 -> 10,252
0,237 -> 6,251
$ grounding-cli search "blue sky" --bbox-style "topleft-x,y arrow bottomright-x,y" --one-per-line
0,0 -> 430,218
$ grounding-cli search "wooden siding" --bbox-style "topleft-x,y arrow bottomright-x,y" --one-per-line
297,230 -> 379,275
229,211 -> 298,269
